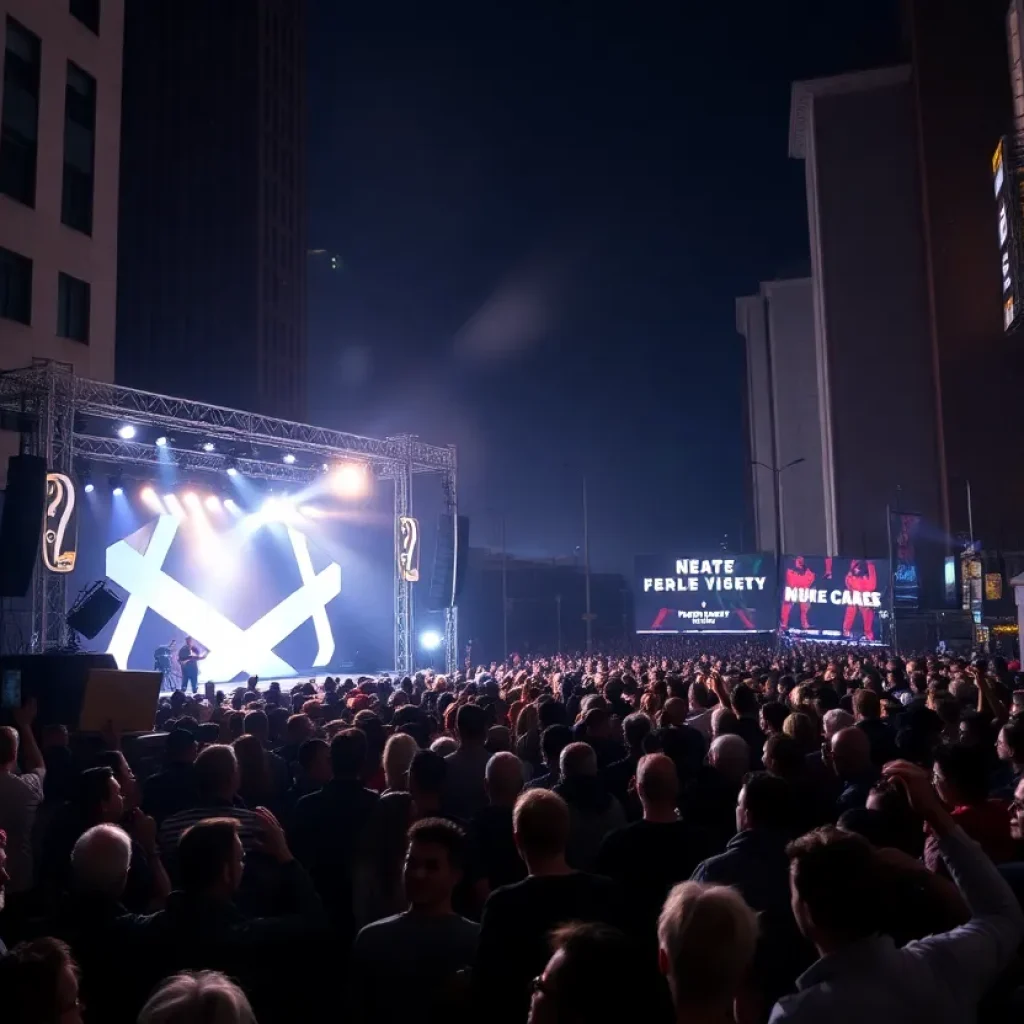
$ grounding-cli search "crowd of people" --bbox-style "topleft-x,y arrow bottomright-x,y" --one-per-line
1,639 -> 1024,1023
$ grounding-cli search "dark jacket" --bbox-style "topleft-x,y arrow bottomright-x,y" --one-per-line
693,829 -> 814,1005
289,778 -> 379,939
554,776 -> 627,871
141,762 -> 199,825
146,862 -> 328,1022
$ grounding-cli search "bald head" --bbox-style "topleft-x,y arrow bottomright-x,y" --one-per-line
72,823 -> 133,897
661,697 -> 688,728
637,753 -> 678,810
486,752 -> 525,807
709,734 -> 750,784
831,726 -> 872,779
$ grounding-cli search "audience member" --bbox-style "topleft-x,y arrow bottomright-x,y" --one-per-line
554,742 -> 626,869
142,729 -> 199,825
0,936 -> 83,1024
598,754 -> 711,932
444,704 -> 491,817
0,700 -> 45,904
351,818 -> 479,1023
475,789 -> 631,1024
472,752 -> 527,891
830,726 -> 878,815
137,971 -> 256,1024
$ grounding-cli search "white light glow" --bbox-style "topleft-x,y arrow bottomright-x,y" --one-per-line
140,487 -> 163,512
84,483 -> 95,494
112,486 -> 124,497
226,466 -> 239,477
163,494 -> 185,519
205,495 -> 222,512
202,442 -> 215,453
420,630 -> 443,651
282,453 -> 296,464
117,425 -> 136,440
155,436 -> 168,448
332,462 -> 369,498
224,498 -> 240,515
299,505 -> 326,519
183,492 -> 201,509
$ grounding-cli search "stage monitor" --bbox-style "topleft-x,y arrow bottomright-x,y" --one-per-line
634,554 -> 776,634
779,555 -> 891,646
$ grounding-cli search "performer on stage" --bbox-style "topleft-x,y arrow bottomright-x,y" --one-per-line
177,636 -> 206,694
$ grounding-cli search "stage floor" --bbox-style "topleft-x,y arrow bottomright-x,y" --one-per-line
159,671 -> 394,698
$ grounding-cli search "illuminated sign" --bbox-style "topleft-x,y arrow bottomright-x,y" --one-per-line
634,554 -> 776,633
994,136 -> 1024,332
398,515 -> 420,582
43,473 -> 77,573
104,514 -> 341,677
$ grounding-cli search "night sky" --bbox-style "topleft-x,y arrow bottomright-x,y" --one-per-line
306,1 -> 906,575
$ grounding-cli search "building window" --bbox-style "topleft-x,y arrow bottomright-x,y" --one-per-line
0,246 -> 32,325
70,0 -> 100,34
57,272 -> 90,343
61,62 -> 96,235
0,18 -> 41,207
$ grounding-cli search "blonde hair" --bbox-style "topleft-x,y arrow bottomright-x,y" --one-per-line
383,732 -> 419,791
658,882 -> 758,1005
138,972 -> 256,1024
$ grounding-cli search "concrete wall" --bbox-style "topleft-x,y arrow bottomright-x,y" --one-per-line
0,0 -> 122,382
763,278 -> 827,555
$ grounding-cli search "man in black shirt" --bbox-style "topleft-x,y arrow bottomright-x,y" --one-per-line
475,789 -> 630,1024
177,637 -> 202,695
597,754 -> 714,934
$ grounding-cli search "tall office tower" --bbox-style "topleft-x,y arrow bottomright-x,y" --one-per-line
736,278 -> 827,559
787,66 -> 945,567
0,0 -> 123,381
117,0 -> 307,421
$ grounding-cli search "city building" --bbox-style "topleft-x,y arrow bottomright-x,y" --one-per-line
116,0 -> 307,421
0,0 -> 124,382
736,278 -> 826,558
904,0 -> 1020,550
788,65 -> 945,571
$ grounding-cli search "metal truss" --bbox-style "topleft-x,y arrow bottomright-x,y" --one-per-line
0,364 -> 458,668
441,450 -> 459,676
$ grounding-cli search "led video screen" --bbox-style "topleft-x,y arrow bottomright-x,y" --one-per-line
70,490 -> 394,681
779,555 -> 891,645
634,554 -> 776,633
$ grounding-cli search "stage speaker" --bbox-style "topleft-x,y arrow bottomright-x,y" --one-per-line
66,582 -> 123,639
427,513 -> 469,611
454,515 -> 469,604
428,514 -> 455,611
0,454 -> 47,598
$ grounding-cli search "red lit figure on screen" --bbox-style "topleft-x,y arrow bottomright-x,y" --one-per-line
780,556 -> 815,631
842,560 -> 878,641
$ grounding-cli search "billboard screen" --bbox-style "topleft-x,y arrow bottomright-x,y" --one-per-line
779,555 -> 891,645
634,554 -> 776,634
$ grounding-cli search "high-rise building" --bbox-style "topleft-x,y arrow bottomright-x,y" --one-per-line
116,0 -> 307,421
736,278 -> 827,558
0,0 -> 123,382
904,0 -> 1019,550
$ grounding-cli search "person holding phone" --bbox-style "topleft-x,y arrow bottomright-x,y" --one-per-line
0,698 -> 45,913
177,636 -> 207,694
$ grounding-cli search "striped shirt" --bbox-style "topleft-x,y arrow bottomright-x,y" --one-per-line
158,804 -> 264,864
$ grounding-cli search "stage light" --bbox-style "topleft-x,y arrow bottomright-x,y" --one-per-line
420,630 -> 443,651
183,492 -> 200,509
117,424 -> 136,440
110,474 -> 125,496
84,482 -> 95,494
164,494 -> 184,519
332,461 -> 369,498
155,436 -> 168,448
205,495 -> 221,512
202,442 -> 216,453
226,461 -> 239,477
224,498 -> 240,514
140,486 -> 163,512
299,504 -> 326,519
282,453 -> 296,464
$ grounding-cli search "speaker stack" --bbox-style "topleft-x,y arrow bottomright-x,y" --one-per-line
0,455 -> 47,598
427,513 -> 470,611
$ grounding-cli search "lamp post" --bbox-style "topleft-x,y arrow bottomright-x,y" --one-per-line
752,457 -> 805,585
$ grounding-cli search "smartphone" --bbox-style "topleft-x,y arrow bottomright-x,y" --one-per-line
2,669 -> 22,709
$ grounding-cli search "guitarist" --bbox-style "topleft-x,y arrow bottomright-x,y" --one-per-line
177,636 -> 206,694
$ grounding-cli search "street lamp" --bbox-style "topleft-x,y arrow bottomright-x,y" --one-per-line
751,457 -> 805,583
